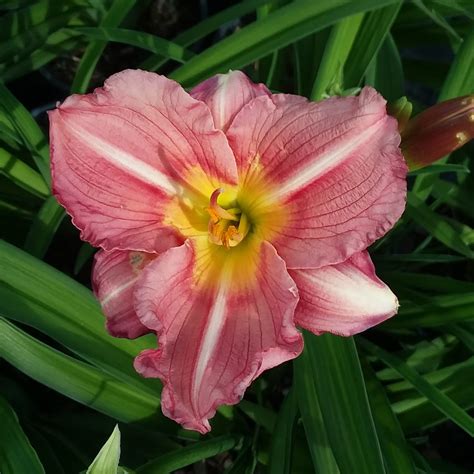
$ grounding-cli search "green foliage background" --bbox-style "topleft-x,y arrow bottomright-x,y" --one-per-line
0,0 -> 473,472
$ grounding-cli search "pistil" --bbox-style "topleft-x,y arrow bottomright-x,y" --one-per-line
206,188 -> 249,248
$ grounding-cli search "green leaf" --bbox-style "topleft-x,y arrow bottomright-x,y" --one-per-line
359,338 -> 474,436
310,12 -> 365,100
412,28 -> 474,199
0,148 -> 49,198
384,292 -> 474,328
171,0 -> 400,87
344,2 -> 402,86
0,30 -> 82,83
0,1 -> 37,10
237,400 -> 276,433
293,29 -> 330,96
431,177 -> 474,220
0,9 -> 82,64
71,27 -> 194,63
412,0 -> 462,43
361,359 -> 416,474
365,33 -> 404,101
0,82 -> 50,185
268,390 -> 297,474
294,346 -> 339,473
0,394 -> 45,474
71,0 -> 136,93
406,193 -> 473,258
408,163 -> 470,175
446,324 -> 474,352
440,23 -> 474,102
295,333 -> 385,474
0,317 -> 162,424
140,0 -> 272,71
0,117 -> 22,147
0,0 -> 79,43
87,425 -> 121,474
383,271 -> 474,295
375,253 -> 465,264
24,196 -> 65,258
74,242 -> 97,275
0,198 -> 34,220
393,359 -> 474,434
0,239 -> 161,395
135,435 -> 242,474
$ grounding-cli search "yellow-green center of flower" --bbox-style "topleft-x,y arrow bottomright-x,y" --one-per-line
206,188 -> 250,248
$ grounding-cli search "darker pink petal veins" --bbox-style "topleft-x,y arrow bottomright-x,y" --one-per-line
49,69 -> 407,433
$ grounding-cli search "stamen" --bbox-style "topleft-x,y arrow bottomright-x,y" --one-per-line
206,188 -> 250,248
224,226 -> 242,248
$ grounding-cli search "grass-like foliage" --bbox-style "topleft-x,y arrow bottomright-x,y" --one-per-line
0,0 -> 473,472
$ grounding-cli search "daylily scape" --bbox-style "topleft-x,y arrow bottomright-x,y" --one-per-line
49,70 -> 407,433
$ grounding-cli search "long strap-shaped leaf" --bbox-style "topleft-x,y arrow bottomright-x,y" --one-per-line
344,2 -> 402,86
294,345 -> 339,473
310,12 -> 365,100
0,239 -> 161,396
24,195 -> 65,258
412,28 -> 474,199
71,27 -> 195,63
406,193 -> 473,258
71,0 -> 136,94
171,0 -> 400,87
295,332 -> 386,474
393,359 -> 474,434
0,317 -> 162,425
0,81 -> 50,185
135,435 -> 242,474
0,148 -> 49,198
0,393 -> 45,474
361,358 -> 417,474
359,337 -> 474,436
268,389 -> 298,474
140,0 -> 272,71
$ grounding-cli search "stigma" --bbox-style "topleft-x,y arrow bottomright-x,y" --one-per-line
206,188 -> 249,248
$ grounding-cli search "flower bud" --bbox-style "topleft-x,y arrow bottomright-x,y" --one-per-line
400,95 -> 474,170
387,96 -> 413,133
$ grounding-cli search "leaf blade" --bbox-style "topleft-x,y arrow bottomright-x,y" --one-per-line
0,394 -> 45,474
296,333 -> 385,474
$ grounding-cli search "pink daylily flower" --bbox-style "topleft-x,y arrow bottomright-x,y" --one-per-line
49,69 -> 407,434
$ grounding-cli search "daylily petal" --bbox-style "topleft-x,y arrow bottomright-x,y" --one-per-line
92,249 -> 156,338
49,69 -> 238,252
190,70 -> 270,131
290,251 -> 398,336
227,87 -> 407,268
133,238 -> 303,433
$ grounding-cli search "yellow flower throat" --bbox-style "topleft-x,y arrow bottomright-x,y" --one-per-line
206,188 -> 250,248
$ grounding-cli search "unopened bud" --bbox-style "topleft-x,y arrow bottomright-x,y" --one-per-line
387,97 -> 413,133
400,95 -> 474,170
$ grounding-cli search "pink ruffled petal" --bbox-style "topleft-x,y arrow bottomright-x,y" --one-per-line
92,249 -> 156,339
49,69 -> 238,252
133,238 -> 303,433
190,70 -> 270,131
227,87 -> 407,268
291,251 -> 398,336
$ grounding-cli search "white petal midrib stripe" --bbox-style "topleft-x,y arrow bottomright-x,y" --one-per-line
270,117 -> 386,200
66,122 -> 179,195
101,277 -> 138,305
192,281 -> 228,404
